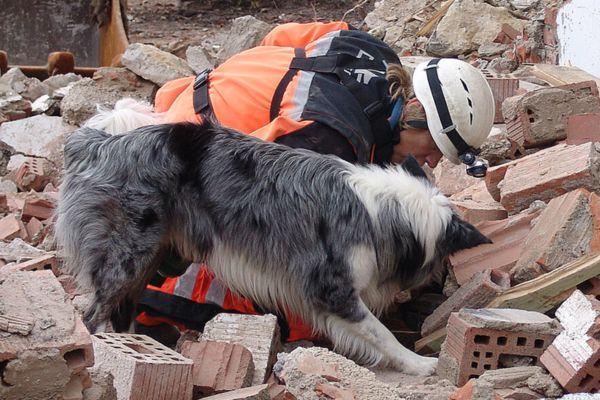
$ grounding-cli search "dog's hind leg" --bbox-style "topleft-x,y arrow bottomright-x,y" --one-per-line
323,301 -> 438,376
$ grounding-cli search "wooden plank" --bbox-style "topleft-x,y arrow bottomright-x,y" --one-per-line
529,64 -> 600,88
487,253 -> 600,311
414,253 -> 600,355
416,0 -> 455,37
100,0 -> 129,66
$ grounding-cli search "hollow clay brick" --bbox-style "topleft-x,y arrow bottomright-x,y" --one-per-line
180,340 -> 254,397
92,333 -> 194,400
499,142 -> 600,214
450,181 -> 508,225
422,269 -> 510,336
451,210 -> 540,286
14,156 -> 51,192
511,189 -> 599,285
202,313 -> 281,386
540,290 -> 600,393
502,81 -> 600,148
437,308 -> 560,387
485,74 -> 520,124
566,113 -> 600,145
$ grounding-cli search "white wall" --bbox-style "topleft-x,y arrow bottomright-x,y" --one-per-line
556,0 -> 600,78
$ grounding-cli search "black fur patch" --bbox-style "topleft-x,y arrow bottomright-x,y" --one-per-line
441,214 -> 492,255
401,155 -> 429,180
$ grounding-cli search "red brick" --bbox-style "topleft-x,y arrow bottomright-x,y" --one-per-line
14,157 -> 51,192
499,142 -> 600,214
25,217 -> 44,243
0,214 -> 27,241
566,113 -> 600,145
511,189 -> 598,284
22,193 -> 55,221
92,333 -> 194,400
315,382 -> 355,400
493,23 -> 521,44
541,290 -> 600,393
437,309 -> 560,387
451,210 -> 540,286
268,384 -> 297,400
450,181 -> 508,225
503,81 -> 600,148
485,75 -> 520,124
180,340 -> 254,397
422,269 -> 510,336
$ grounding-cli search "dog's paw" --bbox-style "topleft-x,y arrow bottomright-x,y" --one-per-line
399,355 -> 438,376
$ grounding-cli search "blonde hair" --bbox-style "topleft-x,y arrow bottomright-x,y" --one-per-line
386,63 -> 413,102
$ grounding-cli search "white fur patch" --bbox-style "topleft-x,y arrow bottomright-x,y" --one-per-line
84,98 -> 164,135
348,244 -> 376,292
345,164 -> 453,265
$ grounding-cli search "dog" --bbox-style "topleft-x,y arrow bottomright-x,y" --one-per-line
56,119 -> 490,376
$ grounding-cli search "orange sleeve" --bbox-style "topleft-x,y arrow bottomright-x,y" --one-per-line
154,76 -> 195,113
260,21 -> 350,48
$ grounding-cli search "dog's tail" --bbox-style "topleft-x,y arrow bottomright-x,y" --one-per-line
84,98 -> 164,135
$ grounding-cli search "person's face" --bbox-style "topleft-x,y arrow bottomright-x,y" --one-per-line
391,128 -> 444,168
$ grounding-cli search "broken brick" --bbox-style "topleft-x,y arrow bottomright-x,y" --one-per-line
483,71 -> 520,124
541,290 -> 600,393
502,81 -> 600,148
22,193 -> 56,221
566,113 -> 600,145
493,23 -> 521,44
422,269 -> 510,337
450,181 -> 508,225
315,382 -> 355,400
25,217 -> 44,244
498,142 -> 600,214
437,308 -> 560,387
510,189 -> 598,284
203,314 -> 281,386
0,270 -> 94,400
180,340 -> 254,397
91,333 -> 194,400
0,213 -> 28,241
451,210 -> 540,286
0,253 -> 58,278
14,157 -> 51,192
201,384 -> 270,400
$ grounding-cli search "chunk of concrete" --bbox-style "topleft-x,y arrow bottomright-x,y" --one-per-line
0,115 -> 75,159
216,16 -> 272,65
0,94 -> 32,121
121,43 -> 193,86
186,45 -> 214,74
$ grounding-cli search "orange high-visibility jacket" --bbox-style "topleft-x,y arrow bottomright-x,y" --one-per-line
137,21 -> 403,341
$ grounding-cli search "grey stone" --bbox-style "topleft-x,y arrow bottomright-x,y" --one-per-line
364,0 -> 428,31
426,0 -> 525,57
83,370 -> 118,400
121,43 -> 193,86
479,126 -> 516,165
186,45 -> 214,74
31,95 -> 60,116
488,56 -> 519,74
0,115 -> 75,159
478,42 -> 510,58
43,73 -> 82,93
0,238 -> 47,263
19,78 -> 51,101
0,179 -> 18,194
275,347 -> 403,400
216,16 -> 272,65
509,0 -> 539,11
202,313 -> 280,386
0,68 -> 28,93
60,69 -> 157,126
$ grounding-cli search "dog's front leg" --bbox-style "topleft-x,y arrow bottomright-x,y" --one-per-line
328,303 -> 437,376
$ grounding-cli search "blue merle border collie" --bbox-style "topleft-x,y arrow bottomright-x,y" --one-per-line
56,119 -> 489,376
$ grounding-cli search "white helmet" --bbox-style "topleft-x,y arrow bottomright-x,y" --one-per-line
412,59 -> 494,176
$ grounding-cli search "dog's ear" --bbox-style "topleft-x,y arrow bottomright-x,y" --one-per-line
441,213 -> 492,255
401,155 -> 428,180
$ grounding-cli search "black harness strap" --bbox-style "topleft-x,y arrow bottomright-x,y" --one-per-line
269,48 -> 306,121
193,68 -> 212,115
424,58 -> 472,156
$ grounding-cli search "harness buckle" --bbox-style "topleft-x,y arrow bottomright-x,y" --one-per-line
439,124 -> 457,135
193,68 -> 211,90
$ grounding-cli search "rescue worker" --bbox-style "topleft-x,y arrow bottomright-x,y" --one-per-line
134,21 -> 495,343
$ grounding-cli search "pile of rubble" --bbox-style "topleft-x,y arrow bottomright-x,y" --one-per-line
1,3 -> 600,399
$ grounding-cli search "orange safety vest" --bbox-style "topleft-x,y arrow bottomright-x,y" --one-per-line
137,21 -> 403,341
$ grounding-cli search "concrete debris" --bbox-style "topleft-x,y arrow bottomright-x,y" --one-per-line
43,73 -> 82,93
0,114 -> 75,160
121,43 -> 194,86
274,347 -> 404,400
0,94 -> 32,121
180,340 -> 254,397
186,45 -> 215,74
374,368 -> 457,400
541,290 -> 600,393
432,157 -> 481,196
60,69 -> 157,126
0,270 -> 94,400
31,94 -> 60,116
216,16 -> 272,65
201,384 -> 271,400
437,308 -> 560,386
91,333 -> 194,400
0,68 -> 28,93
450,181 -> 508,225
478,126 -> 518,166
202,313 -> 281,386
426,0 -> 525,57
82,369 -> 118,400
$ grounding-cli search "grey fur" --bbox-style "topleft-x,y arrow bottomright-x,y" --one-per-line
56,121 -> 489,373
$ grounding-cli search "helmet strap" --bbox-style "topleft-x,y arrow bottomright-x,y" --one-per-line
388,97 -> 404,132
